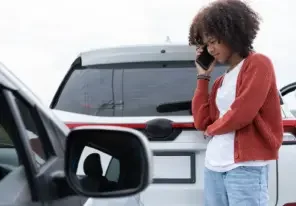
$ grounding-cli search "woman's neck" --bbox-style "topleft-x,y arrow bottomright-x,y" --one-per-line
226,53 -> 243,73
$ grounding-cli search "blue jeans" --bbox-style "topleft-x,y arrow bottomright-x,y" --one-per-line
204,165 -> 269,206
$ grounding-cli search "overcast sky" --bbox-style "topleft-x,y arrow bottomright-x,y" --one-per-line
0,0 -> 295,108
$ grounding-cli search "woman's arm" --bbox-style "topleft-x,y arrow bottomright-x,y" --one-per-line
192,78 -> 219,131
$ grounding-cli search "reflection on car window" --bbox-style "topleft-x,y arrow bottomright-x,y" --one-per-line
14,96 -> 47,168
54,68 -> 118,116
0,94 -> 15,147
0,91 -> 19,168
53,62 -> 226,117
0,125 -> 13,147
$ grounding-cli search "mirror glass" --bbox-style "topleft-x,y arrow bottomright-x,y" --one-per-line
76,145 -> 120,192
65,128 -> 150,197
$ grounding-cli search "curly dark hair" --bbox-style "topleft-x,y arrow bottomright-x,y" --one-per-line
188,0 -> 261,58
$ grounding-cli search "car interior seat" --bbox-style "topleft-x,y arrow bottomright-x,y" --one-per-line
80,153 -> 103,192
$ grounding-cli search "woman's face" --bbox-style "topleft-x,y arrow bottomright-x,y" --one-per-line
202,35 -> 233,64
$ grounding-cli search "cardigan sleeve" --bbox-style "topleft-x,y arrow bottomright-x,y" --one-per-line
192,78 -> 221,131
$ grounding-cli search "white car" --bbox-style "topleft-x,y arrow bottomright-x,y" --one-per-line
0,60 -> 153,205
51,44 -> 296,206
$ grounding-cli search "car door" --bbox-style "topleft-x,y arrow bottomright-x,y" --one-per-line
280,82 -> 296,117
0,88 -> 37,206
0,87 -> 87,206
275,83 -> 296,205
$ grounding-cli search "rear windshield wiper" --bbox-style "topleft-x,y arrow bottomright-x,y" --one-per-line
156,101 -> 192,114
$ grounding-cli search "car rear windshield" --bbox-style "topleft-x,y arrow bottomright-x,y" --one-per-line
52,61 -> 226,117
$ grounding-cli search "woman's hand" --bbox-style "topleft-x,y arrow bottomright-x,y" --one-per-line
203,130 -> 212,139
195,47 -> 216,76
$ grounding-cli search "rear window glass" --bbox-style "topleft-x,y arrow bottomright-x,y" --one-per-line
52,62 -> 225,117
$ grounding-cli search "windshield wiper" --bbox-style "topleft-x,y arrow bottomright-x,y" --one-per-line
156,101 -> 192,114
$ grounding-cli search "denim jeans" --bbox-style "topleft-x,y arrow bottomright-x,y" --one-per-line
204,165 -> 269,206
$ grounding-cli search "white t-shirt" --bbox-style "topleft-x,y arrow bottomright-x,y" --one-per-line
205,59 -> 269,172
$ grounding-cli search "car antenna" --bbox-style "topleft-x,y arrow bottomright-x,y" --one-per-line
165,36 -> 171,43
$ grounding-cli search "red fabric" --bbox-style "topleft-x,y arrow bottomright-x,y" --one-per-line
192,52 -> 283,162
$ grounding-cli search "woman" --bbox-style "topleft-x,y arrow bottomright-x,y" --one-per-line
189,0 -> 283,205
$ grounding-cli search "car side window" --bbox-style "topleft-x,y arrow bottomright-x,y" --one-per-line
0,91 -> 21,177
105,158 -> 120,182
13,95 -> 48,169
38,110 -> 66,150
0,125 -> 13,146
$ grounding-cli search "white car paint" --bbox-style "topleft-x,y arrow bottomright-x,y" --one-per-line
51,44 -> 296,206
0,59 -> 153,206
53,99 -> 296,206
53,106 -> 296,206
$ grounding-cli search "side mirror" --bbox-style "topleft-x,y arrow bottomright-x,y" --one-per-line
64,125 -> 153,198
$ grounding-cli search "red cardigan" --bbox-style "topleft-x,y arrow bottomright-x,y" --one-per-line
192,52 -> 283,162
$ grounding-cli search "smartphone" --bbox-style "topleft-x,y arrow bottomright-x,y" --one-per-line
196,46 -> 215,70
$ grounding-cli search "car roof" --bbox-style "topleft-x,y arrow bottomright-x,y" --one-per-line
79,44 -> 196,66
0,62 -> 69,134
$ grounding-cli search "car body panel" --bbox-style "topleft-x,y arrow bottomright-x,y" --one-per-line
51,44 -> 296,206
0,59 -> 155,206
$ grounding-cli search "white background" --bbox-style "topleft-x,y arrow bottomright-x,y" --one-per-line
0,0 -> 295,109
